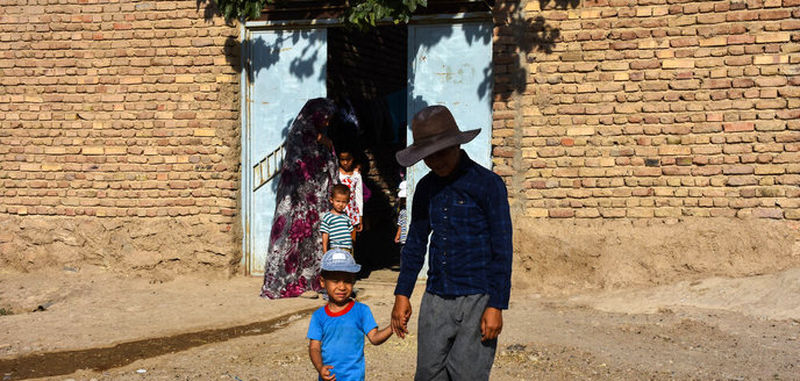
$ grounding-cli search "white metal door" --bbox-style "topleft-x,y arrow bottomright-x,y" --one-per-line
243,28 -> 327,276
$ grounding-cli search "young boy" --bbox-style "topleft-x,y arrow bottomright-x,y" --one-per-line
321,184 -> 357,253
307,249 -> 393,381
393,180 -> 407,248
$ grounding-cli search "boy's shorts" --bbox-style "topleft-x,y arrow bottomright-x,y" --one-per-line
331,246 -> 353,254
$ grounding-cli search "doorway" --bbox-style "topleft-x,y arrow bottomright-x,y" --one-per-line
241,18 -> 493,276
326,25 -> 408,273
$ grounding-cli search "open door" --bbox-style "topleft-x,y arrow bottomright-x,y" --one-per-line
243,28 -> 327,276
406,21 -> 494,277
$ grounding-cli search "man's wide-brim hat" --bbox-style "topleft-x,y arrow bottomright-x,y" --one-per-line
395,105 -> 480,167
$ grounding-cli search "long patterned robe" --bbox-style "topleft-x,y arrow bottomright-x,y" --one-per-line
260,98 -> 338,299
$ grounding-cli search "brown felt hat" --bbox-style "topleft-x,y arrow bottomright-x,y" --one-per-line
395,105 -> 480,167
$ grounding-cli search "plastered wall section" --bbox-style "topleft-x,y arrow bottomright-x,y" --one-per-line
0,1 -> 242,274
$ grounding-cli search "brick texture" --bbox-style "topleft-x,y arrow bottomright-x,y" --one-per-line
0,0 -> 241,272
2,0 -> 800,272
493,0 -> 800,220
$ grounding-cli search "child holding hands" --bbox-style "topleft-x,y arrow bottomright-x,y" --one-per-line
307,249 -> 392,380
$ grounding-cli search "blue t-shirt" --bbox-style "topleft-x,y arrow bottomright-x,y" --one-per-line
307,301 -> 378,381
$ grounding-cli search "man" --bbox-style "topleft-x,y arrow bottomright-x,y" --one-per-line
392,105 -> 513,380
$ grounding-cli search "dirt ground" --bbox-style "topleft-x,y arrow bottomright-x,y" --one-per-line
1,265 -> 799,381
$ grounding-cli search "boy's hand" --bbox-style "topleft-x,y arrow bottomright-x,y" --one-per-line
319,365 -> 336,381
355,223 -> 363,232
480,307 -> 503,342
391,295 -> 412,339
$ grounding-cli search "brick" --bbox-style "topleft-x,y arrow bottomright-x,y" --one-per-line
549,208 -> 575,218
755,33 -> 791,43
45,147 -> 67,154
662,59 -> 695,69
753,208 -> 784,219
175,75 -> 194,83
525,208 -> 548,218
82,146 -> 105,155
194,129 -> 216,137
727,176 -> 758,186
600,209 -> 626,218
106,146 -> 127,155
728,35 -> 756,44
754,165 -> 785,175
753,55 -> 789,65
723,165 -> 755,175
723,122 -> 755,132
41,163 -> 63,171
575,208 -> 600,218
19,163 -> 41,171
630,59 -> 661,69
567,127 -> 595,136
628,208 -> 654,218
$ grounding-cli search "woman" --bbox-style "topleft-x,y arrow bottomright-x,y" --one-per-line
260,98 -> 338,299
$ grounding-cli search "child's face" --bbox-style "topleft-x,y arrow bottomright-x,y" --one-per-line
330,193 -> 349,214
338,152 -> 354,172
320,272 -> 355,305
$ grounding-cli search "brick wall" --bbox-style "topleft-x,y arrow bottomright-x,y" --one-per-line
2,0 -> 799,276
492,0 -> 800,220
0,1 -> 242,273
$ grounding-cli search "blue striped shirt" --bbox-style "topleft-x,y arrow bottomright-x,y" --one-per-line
321,211 -> 353,249
394,151 -> 513,309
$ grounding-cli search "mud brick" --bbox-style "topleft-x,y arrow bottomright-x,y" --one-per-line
549,208 -> 575,218
723,122 -> 755,132
727,176 -> 759,186
755,76 -> 788,87
755,32 -> 791,43
662,58 -> 695,68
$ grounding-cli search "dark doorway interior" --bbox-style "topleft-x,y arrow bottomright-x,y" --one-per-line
327,25 -> 408,274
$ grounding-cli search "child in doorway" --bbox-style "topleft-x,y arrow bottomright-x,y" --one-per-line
321,184 -> 356,253
308,249 -> 393,381
394,180 -> 407,249
337,148 -> 363,233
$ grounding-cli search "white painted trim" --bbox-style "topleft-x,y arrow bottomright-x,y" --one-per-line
240,25 -> 251,272
245,18 -> 342,29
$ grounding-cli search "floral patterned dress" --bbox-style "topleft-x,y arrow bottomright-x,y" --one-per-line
260,98 -> 338,299
338,170 -> 363,227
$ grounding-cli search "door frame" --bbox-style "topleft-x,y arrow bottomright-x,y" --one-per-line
240,11 -> 493,275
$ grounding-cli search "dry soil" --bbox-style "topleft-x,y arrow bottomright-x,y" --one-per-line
1,266 -> 799,380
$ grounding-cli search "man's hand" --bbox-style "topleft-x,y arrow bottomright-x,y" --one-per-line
391,295 -> 412,339
318,365 -> 336,381
480,307 -> 503,342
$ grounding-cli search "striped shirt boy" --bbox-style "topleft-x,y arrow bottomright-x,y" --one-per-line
320,211 -> 353,250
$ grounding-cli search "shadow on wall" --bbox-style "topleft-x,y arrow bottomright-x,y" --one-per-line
493,0 -> 569,100
192,0 -> 577,273
196,0 -> 576,102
